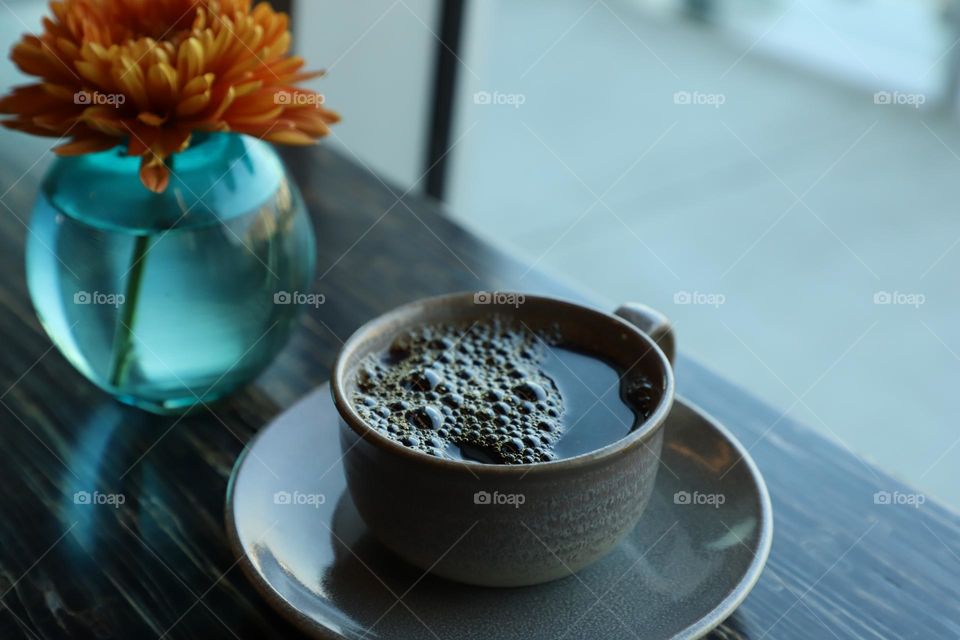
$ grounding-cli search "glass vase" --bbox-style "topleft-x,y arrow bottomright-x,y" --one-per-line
26,133 -> 316,414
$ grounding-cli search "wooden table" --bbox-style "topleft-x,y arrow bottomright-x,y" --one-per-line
0,143 -> 956,639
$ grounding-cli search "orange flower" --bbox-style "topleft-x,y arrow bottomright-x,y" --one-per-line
0,0 -> 339,192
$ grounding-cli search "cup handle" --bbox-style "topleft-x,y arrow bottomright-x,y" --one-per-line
614,303 -> 676,366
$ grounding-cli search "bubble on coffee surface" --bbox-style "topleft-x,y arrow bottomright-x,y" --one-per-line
352,318 -> 656,464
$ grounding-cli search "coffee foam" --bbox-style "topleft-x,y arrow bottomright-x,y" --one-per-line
353,318 -> 567,464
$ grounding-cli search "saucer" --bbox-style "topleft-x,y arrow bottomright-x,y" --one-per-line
226,385 -> 772,640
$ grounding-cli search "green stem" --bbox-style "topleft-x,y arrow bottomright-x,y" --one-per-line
109,234 -> 151,388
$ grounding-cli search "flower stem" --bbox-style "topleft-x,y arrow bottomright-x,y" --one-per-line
109,233 -> 151,388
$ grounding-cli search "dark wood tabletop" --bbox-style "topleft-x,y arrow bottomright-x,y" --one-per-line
0,140 -> 957,639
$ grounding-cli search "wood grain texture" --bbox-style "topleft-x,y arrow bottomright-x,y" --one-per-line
0,142 -> 956,639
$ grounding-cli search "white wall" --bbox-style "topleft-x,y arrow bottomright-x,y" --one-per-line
295,0 -> 441,191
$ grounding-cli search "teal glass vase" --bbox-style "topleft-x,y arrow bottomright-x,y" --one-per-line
26,133 -> 316,413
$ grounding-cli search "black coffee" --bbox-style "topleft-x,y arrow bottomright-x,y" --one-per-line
352,318 -> 657,464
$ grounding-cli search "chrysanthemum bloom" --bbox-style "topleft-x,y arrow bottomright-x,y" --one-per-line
0,0 -> 339,192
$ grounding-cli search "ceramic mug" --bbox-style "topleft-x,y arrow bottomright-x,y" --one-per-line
331,293 -> 675,587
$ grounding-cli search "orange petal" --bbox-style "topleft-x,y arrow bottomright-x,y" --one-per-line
226,105 -> 283,126
176,38 -> 205,86
137,112 -> 167,127
54,135 -> 118,155
147,62 -> 178,106
176,91 -> 210,116
262,128 -> 317,145
140,157 -> 170,193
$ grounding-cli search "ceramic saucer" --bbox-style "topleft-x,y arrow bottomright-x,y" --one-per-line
226,385 -> 772,639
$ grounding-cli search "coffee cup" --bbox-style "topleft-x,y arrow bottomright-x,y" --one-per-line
331,293 -> 675,587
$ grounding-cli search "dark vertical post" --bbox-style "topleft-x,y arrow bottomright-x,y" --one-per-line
270,0 -> 293,16
425,0 -> 467,201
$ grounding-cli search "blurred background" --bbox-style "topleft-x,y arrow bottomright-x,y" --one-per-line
2,0 -> 958,507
